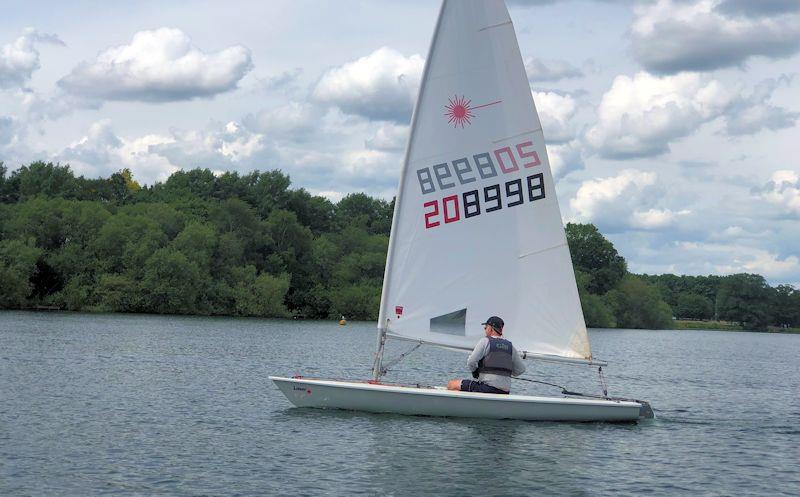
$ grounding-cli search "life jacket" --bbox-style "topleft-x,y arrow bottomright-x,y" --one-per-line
477,336 -> 513,377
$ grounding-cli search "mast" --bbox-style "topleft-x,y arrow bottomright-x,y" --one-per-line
373,0 -> 448,380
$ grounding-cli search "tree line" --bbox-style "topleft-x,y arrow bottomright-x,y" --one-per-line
566,223 -> 800,330
1,161 -> 798,330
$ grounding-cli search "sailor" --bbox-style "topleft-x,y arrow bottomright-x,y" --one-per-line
446,316 -> 526,394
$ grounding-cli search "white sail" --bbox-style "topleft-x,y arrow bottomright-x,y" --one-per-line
378,0 -> 591,361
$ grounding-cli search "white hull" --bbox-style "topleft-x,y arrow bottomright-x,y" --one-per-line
270,376 -> 644,422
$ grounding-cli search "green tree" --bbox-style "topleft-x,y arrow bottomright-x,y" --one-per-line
13,161 -> 80,200
675,293 -> 714,320
771,284 -> 799,327
140,248 -> 202,314
107,168 -> 141,203
230,265 -> 290,317
171,222 -> 217,269
716,273 -> 771,330
0,239 -> 42,307
329,283 -> 382,321
94,214 -> 168,274
565,223 -> 627,294
606,275 -> 673,329
251,170 -> 292,217
574,270 -> 616,327
94,273 -> 139,312
335,193 -> 392,235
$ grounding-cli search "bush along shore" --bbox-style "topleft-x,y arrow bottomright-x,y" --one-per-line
1,162 -> 799,331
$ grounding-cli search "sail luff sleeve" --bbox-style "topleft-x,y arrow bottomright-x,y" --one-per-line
377,0 -> 449,330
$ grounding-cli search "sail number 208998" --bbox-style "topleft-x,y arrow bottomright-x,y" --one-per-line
423,173 -> 545,229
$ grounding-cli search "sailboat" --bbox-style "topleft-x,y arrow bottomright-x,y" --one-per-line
271,0 -> 653,422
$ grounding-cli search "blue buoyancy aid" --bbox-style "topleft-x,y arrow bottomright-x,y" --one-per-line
477,336 -> 513,376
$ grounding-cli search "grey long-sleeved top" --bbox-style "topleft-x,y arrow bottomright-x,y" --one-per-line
466,336 -> 526,392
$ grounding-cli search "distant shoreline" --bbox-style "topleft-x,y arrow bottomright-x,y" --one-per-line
4,309 -> 799,334
674,319 -> 800,334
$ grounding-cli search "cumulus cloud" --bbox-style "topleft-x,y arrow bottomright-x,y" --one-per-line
586,72 -> 732,158
20,88 -> 101,121
253,68 -> 302,94
568,169 -> 691,232
678,241 -> 800,279
725,77 -> 799,135
149,121 -> 276,172
631,0 -> 800,74
312,47 -> 423,122
546,141 -> 584,180
570,169 -> 657,220
757,170 -> 800,215
0,28 -> 64,89
58,28 -> 252,102
524,57 -> 583,82
365,122 -> 408,152
630,208 -> 690,229
55,120 -> 177,182
0,115 -> 25,147
534,91 -> 578,143
716,0 -> 800,17
586,72 -> 796,159
60,119 -> 122,166
242,101 -> 317,140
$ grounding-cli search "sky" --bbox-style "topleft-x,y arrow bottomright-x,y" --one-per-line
1,0 -> 799,285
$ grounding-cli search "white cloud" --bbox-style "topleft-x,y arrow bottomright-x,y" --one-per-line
0,28 -> 64,89
717,0 -> 800,17
570,169 -> 657,221
566,169 -> 697,233
20,88 -> 101,121
55,120 -> 177,182
630,208 -> 690,229
631,0 -> 800,74
586,72 -> 732,158
585,72 -> 796,159
724,77 -> 799,135
546,141 -> 584,180
242,101 -> 317,140
677,241 -> 800,279
58,28 -> 252,102
365,122 -> 408,152
534,91 -> 578,143
60,119 -> 121,166
524,57 -> 582,82
757,170 -> 800,214
312,46 -> 424,122
0,115 -> 25,147
312,190 -> 346,203
149,121 -> 275,172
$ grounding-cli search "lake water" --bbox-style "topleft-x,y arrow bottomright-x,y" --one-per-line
1,311 -> 798,496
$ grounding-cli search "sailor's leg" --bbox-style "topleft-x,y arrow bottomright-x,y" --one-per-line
446,379 -> 462,390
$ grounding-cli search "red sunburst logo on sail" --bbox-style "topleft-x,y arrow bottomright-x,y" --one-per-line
445,95 -> 474,128
444,95 -> 503,128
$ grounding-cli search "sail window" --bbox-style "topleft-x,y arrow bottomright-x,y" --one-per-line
430,309 -> 467,336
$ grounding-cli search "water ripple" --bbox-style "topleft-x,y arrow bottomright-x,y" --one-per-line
1,312 -> 799,496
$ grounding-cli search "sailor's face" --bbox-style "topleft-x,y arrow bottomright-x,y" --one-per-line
484,325 -> 493,336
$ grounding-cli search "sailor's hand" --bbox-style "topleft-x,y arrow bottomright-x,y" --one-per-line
471,369 -> 479,379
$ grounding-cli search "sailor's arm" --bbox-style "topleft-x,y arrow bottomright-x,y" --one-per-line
511,346 -> 526,376
466,337 -> 489,372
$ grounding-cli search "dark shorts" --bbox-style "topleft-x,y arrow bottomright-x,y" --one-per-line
460,380 -> 509,394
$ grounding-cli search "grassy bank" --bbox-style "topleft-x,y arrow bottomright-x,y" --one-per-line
675,320 -> 800,333
674,320 -> 746,331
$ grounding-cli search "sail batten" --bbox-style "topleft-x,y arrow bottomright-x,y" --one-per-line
378,0 -> 591,362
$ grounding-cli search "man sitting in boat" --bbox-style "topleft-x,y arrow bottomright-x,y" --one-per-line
446,316 -> 526,394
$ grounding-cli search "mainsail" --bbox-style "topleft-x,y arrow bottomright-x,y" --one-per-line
378,0 -> 591,362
